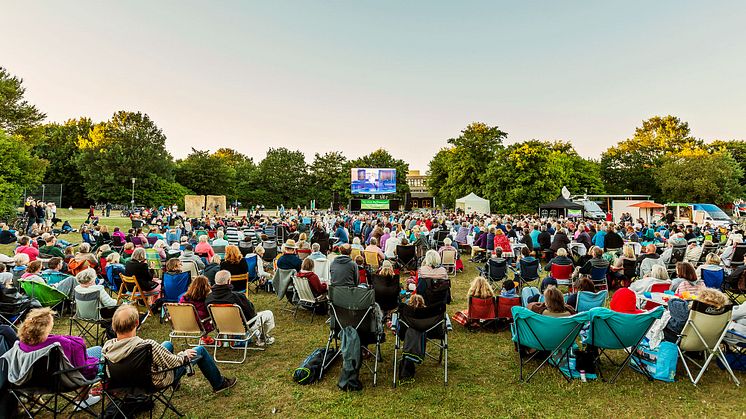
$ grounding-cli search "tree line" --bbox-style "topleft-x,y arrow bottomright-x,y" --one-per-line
1,66 -> 744,218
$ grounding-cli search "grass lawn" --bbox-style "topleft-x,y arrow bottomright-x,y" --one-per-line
3,215 -> 745,418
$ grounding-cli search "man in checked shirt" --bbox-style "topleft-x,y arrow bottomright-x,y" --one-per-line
102,304 -> 237,393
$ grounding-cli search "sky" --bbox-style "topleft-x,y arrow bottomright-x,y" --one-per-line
3,1 -> 746,171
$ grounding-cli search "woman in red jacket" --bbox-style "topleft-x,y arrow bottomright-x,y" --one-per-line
296,258 -> 327,298
493,228 -> 512,255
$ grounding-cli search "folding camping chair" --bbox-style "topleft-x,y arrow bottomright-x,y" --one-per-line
667,245 -> 687,276
419,275 -> 452,306
69,290 -> 111,346
677,300 -> 740,386
208,304 -> 264,364
463,296 -> 497,331
320,286 -> 384,386
520,287 -> 540,307
0,296 -> 32,330
312,258 -> 329,284
160,271 -> 191,322
643,283 -> 672,310
574,290 -> 608,312
116,274 -> 159,319
145,248 -> 163,279
291,274 -> 327,323
441,250 -> 457,276
510,306 -> 590,382
165,302 -> 209,348
589,265 -> 609,291
480,257 -> 509,289
181,259 -> 200,280
702,268 -> 725,290
584,306 -> 664,383
18,280 -> 69,312
549,263 -> 574,289
396,245 -> 418,272
273,268 -> 296,312
392,303 -> 449,387
101,343 -> 191,419
728,243 -> 746,271
212,245 -> 226,259
245,255 -> 263,293
496,296 -> 521,328
364,250 -> 381,271
350,248 -> 363,262
369,273 -> 401,313
230,273 -> 249,295
512,258 -> 541,288
697,244 -> 720,267
8,344 -> 101,418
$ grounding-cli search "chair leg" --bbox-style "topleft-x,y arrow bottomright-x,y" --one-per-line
392,332 -> 399,388
716,348 -> 741,386
693,351 -> 717,386
678,347 -> 697,384
444,332 -> 448,386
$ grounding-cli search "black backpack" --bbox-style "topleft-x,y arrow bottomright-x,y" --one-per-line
293,348 -> 337,385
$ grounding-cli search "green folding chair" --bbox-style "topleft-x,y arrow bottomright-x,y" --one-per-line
19,280 -> 69,312
584,306 -> 664,383
145,248 -> 163,278
510,306 -> 590,382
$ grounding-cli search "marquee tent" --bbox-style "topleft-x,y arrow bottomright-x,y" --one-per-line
455,193 -> 490,215
538,195 -> 584,218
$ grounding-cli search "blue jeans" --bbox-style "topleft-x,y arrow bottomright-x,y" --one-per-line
161,341 -> 223,390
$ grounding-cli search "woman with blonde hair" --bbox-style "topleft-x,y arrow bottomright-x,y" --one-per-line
664,288 -> 729,342
467,276 -> 495,299
696,252 -> 723,281
220,245 -> 248,276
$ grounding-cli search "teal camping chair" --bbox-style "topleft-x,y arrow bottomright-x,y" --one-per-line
584,306 -> 664,383
510,306 -> 590,382
19,280 -> 69,312
575,290 -> 608,312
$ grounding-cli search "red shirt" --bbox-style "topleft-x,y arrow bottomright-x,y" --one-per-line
296,271 -> 327,296
15,245 -> 39,262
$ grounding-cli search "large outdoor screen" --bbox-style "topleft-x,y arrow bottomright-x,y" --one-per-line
350,168 -> 397,194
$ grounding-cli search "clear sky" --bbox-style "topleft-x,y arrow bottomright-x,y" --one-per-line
3,1 -> 746,171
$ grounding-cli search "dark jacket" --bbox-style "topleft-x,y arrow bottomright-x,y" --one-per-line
124,260 -> 158,291
220,260 -> 248,276
537,231 -> 552,250
604,232 -> 624,251
550,232 -> 571,253
277,253 -> 302,272
576,231 -> 592,250
205,284 -> 256,320
330,255 -> 358,287
203,263 -> 220,285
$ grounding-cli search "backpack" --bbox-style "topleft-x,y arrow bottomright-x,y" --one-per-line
103,395 -> 155,419
293,348 -> 338,385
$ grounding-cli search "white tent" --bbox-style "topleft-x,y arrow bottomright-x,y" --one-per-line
455,192 -> 490,214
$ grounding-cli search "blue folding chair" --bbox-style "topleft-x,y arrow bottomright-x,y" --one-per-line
575,290 -> 608,312
245,255 -> 261,293
701,268 -> 724,290
520,287 -> 540,307
589,266 -> 609,291
510,306 -> 590,382
512,258 -> 541,287
160,271 -> 191,322
584,306 -> 664,383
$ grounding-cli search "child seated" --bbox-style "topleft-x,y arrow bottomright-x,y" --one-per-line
500,279 -> 517,298
355,255 -> 367,285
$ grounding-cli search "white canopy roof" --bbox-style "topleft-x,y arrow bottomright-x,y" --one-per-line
455,192 -> 490,214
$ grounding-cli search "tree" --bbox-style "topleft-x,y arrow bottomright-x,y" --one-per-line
655,148 -> 743,205
709,140 -> 746,187
484,140 -> 604,213
0,129 -> 47,217
0,67 -> 46,137
309,151 -> 347,208
253,148 -> 309,207
427,122 -> 507,207
335,149 -> 410,202
175,148 -> 236,197
600,115 -> 703,197
32,119 -> 93,207
77,111 -> 177,205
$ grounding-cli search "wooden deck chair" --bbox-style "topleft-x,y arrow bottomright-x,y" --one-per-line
208,304 -> 263,364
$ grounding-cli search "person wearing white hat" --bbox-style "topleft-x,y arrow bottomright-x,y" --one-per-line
276,239 -> 301,272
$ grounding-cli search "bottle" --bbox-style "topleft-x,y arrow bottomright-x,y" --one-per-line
579,370 -> 587,383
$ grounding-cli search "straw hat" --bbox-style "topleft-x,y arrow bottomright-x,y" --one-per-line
283,239 -> 297,250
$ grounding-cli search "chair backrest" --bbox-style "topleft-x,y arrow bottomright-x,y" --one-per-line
312,258 -> 329,282
679,300 -> 733,351
328,286 -> 378,335
350,248 -> 363,261
575,290 -> 608,312
510,306 -> 590,351
147,236 -> 158,246
518,258 -> 540,280
520,287 -> 539,307
104,343 -> 155,392
701,268 -> 724,290
487,258 -> 508,281
245,255 -> 259,280
649,283 -> 670,293
398,303 -> 447,335
15,344 -> 86,392
181,260 -> 199,279
165,303 -> 205,334
369,274 -> 400,312
19,280 -> 66,308
145,248 -> 162,270
293,275 -> 317,303
230,273 -> 249,292
550,263 -> 573,281
441,250 -> 456,265
208,304 -> 249,335
669,245 -> 687,265
273,269 -> 296,300
162,271 -> 191,302
699,245 -> 719,263
496,296 -> 521,319
41,271 -> 71,286
262,243 -> 278,262
590,265 -> 608,281
419,276 -> 451,306
396,245 -> 416,264
622,259 -> 637,278
587,306 -> 664,349
364,251 -> 380,269
212,245 -> 226,257
732,243 -> 746,262
468,296 -> 496,321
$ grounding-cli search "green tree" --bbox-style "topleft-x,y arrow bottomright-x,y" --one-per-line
0,129 -> 47,217
484,140 -> 604,213
32,119 -> 93,207
253,147 -> 309,207
309,151 -> 347,208
709,140 -> 746,187
175,148 -> 236,197
0,67 -> 46,137
655,148 -> 743,205
77,111 -> 177,205
427,122 -> 507,207
335,149 -> 410,202
600,115 -> 703,197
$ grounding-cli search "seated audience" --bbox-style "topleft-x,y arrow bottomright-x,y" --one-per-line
220,245 -> 249,276
629,265 -> 671,295
671,261 -> 705,294
124,247 -> 160,292
276,239 -> 302,272
527,286 -> 575,317
19,260 -> 44,283
179,275 -> 214,344
330,244 -> 358,287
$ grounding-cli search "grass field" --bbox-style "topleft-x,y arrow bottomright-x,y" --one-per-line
3,214 -> 745,418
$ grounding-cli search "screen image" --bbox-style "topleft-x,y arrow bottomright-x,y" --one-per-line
350,168 -> 397,194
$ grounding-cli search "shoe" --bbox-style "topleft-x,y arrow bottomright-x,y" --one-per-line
213,377 -> 238,394
74,395 -> 101,411
264,336 -> 275,345
200,336 -> 215,345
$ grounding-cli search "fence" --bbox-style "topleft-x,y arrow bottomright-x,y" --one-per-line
23,184 -> 63,207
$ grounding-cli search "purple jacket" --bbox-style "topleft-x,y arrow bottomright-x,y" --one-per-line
19,335 -> 99,379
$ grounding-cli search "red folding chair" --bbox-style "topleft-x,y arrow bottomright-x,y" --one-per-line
465,296 -> 497,331
644,283 -> 670,310
496,296 -> 521,330
550,264 -> 574,288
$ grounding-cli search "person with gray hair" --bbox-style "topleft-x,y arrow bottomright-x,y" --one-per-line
74,267 -> 118,320
205,270 -> 276,346
309,242 -> 325,261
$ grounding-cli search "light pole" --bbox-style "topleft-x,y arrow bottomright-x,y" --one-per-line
41,184 -> 46,202
131,178 -> 136,210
